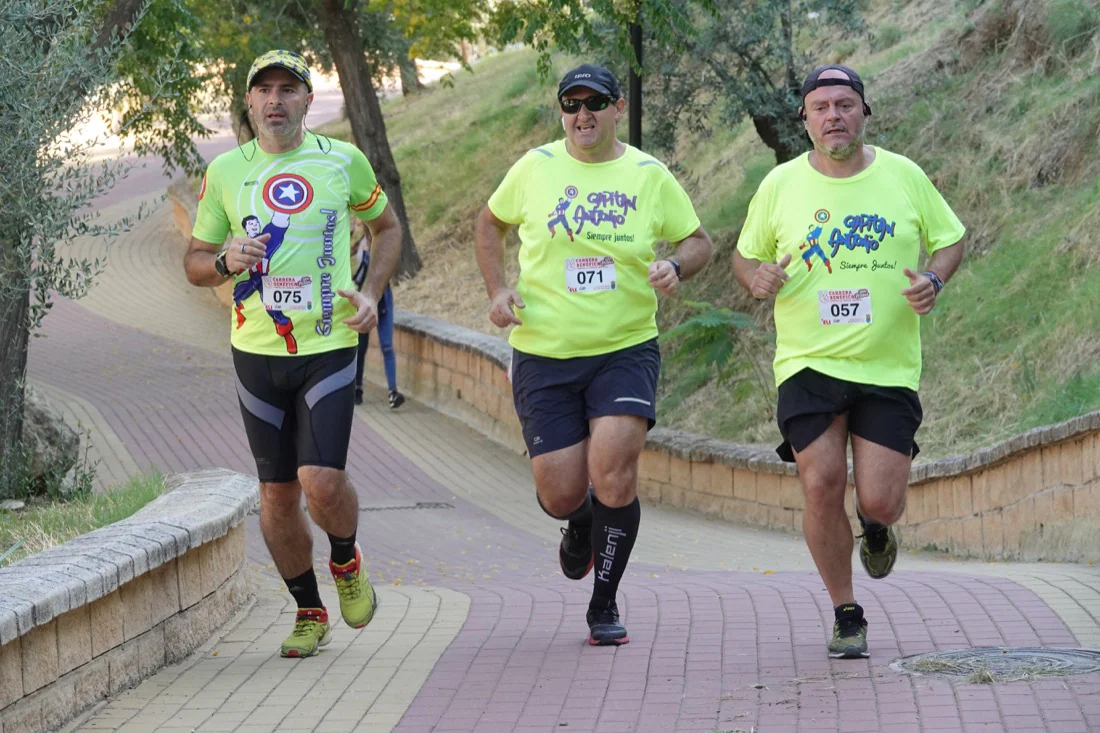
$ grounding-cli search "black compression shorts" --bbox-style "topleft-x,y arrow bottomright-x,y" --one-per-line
233,346 -> 357,483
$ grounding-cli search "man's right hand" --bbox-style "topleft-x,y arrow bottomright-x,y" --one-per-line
749,253 -> 792,299
225,233 -> 271,272
489,288 -> 525,327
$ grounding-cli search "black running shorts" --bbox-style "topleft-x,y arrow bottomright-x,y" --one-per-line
776,368 -> 922,462
510,338 -> 660,458
233,346 -> 357,482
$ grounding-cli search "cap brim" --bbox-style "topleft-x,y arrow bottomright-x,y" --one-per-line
249,64 -> 312,91
558,80 -> 614,99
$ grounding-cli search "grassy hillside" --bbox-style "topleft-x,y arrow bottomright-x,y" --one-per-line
319,0 -> 1100,460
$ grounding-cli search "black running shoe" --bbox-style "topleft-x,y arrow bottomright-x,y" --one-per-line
828,605 -> 869,659
587,602 -> 629,646
354,388 -> 364,405
559,525 -> 593,580
857,510 -> 898,580
388,390 -> 405,410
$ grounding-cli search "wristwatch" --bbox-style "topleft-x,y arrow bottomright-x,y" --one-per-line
923,270 -> 944,295
214,250 -> 232,278
666,258 -> 682,280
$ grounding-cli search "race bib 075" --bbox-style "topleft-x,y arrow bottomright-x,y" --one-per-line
818,288 -> 872,325
565,256 -> 617,292
262,275 -> 314,311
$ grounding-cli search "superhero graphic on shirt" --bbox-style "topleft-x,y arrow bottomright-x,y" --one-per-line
232,174 -> 314,354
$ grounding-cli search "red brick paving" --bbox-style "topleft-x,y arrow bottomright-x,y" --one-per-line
29,297 -> 1100,733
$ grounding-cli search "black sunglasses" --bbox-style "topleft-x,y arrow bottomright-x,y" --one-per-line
559,95 -> 614,114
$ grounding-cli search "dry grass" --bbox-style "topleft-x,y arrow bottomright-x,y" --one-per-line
0,472 -> 165,567
315,0 -> 1100,459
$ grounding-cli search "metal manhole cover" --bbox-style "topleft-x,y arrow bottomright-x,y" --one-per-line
359,501 -> 454,512
893,647 -> 1100,682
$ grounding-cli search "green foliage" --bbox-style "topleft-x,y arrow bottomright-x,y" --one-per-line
0,472 -> 164,567
0,427 -> 97,502
644,1 -> 865,162
388,0 -> 485,61
0,0 -> 202,493
488,0 -> 716,76
660,301 -> 773,413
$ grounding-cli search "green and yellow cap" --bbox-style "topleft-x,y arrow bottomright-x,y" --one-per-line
246,50 -> 312,92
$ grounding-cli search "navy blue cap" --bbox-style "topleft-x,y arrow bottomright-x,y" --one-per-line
800,64 -> 871,116
558,64 -> 622,100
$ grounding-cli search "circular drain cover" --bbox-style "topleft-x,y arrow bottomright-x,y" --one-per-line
893,647 -> 1100,681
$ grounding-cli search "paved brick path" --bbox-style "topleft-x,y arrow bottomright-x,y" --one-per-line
28,195 -> 1100,733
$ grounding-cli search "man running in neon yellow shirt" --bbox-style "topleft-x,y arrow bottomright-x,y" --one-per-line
476,64 -> 713,646
734,65 -> 965,659
184,50 -> 402,658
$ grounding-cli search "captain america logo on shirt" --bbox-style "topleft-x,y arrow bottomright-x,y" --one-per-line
262,173 -> 314,215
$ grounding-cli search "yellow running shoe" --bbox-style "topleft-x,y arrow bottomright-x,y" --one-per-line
330,543 -> 378,629
280,607 -> 331,658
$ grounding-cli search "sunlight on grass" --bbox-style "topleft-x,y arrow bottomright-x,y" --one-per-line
0,472 -> 165,567
314,0 -> 1100,458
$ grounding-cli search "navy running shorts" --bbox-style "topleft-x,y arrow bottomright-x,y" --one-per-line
776,368 -> 922,462
233,346 -> 357,482
510,338 -> 660,458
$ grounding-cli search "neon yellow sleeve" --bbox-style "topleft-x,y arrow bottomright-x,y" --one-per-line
658,170 -> 702,243
349,147 -> 388,221
487,151 -> 539,225
736,174 -> 779,263
191,163 -> 229,244
913,169 -> 966,254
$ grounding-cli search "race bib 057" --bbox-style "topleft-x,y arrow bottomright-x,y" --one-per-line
818,288 -> 872,325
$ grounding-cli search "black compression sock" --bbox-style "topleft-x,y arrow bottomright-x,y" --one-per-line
590,496 -> 640,605
567,486 -> 594,531
285,568 -> 324,610
328,532 -> 357,566
835,603 -> 865,622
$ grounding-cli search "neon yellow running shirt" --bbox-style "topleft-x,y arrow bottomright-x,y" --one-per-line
738,148 -> 965,390
489,140 -> 701,358
193,133 -> 388,356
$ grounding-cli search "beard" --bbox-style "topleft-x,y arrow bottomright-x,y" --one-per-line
255,106 -> 306,140
813,117 -> 867,161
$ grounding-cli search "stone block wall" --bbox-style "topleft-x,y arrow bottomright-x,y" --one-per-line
167,180 -> 1099,563
0,469 -> 257,733
361,310 -> 1100,564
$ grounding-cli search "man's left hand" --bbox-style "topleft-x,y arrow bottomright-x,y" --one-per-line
648,260 -> 680,296
338,288 -> 378,333
902,268 -> 936,315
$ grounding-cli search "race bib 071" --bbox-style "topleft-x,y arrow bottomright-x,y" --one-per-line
565,256 -> 617,292
818,288 -> 872,325
262,275 -> 314,311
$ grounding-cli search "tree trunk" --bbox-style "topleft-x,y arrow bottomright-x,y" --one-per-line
752,80 -> 809,165
398,38 -> 423,96
91,0 -> 148,51
317,0 -> 422,279
0,249 -> 30,491
751,112 -> 806,164
2,0 -> 145,491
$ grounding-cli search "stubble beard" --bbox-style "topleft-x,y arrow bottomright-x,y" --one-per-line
815,117 -> 867,162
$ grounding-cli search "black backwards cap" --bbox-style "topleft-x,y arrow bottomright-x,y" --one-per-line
799,64 -> 872,118
558,64 -> 622,100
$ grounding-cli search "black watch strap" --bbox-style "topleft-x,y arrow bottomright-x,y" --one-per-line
666,258 -> 682,280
